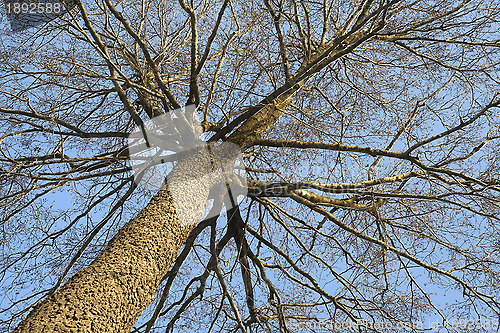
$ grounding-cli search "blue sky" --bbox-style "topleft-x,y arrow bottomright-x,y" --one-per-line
1,1 -> 500,332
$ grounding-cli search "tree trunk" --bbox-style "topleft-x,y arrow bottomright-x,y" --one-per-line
13,73 -> 304,333
13,152 -> 211,332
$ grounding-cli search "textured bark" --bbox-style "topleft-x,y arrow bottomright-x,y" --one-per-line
13,42 -> 309,332
13,152 -> 212,333
12,78 -> 308,332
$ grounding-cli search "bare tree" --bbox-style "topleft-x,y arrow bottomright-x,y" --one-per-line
1,0 -> 500,332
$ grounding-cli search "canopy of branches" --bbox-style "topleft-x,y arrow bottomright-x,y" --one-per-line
1,0 -> 500,332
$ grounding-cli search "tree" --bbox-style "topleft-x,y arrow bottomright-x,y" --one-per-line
1,0 -> 500,331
